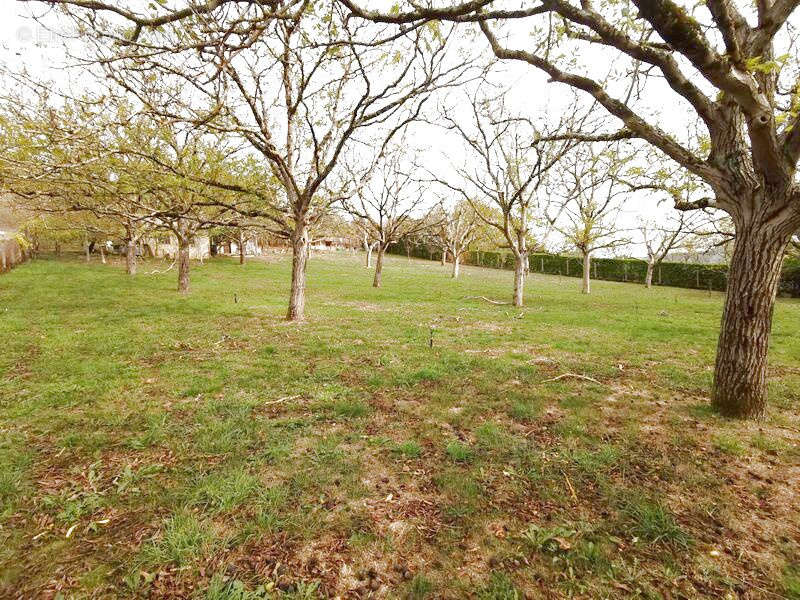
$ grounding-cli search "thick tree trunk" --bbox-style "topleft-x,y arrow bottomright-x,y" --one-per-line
452,254 -> 460,278
582,251 -> 591,295
373,246 -> 385,288
712,223 -> 790,419
287,226 -> 310,321
645,260 -> 655,288
513,253 -> 525,307
239,229 -> 245,265
177,238 -> 190,294
125,240 -> 137,275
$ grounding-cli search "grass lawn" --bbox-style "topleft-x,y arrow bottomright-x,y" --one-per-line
1,252 -> 799,599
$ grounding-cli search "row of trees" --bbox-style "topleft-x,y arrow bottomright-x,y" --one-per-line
4,0 -> 799,420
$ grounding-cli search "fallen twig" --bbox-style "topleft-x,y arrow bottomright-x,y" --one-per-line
263,394 -> 301,406
464,296 -> 511,305
562,470 -> 578,501
146,260 -> 176,275
540,373 -> 601,384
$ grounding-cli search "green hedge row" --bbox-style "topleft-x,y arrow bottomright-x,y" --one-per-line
389,241 -> 800,297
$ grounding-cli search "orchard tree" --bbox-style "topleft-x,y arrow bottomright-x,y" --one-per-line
436,93 -> 574,306
343,147 -> 433,287
551,144 -> 631,295
342,0 -> 800,418
31,0 -> 472,320
434,201 -> 479,278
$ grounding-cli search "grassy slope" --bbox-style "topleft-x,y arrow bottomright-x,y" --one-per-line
0,253 -> 798,599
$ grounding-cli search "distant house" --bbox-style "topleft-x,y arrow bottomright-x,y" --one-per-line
664,244 -> 730,265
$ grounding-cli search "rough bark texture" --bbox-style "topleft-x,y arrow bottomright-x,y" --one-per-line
712,223 -> 789,419
125,240 -> 137,276
373,246 -> 385,288
452,255 -> 460,278
177,238 -> 190,294
287,226 -> 309,321
645,261 -> 655,288
582,252 -> 591,295
513,254 -> 525,307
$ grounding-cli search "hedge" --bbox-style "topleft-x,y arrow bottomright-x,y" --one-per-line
388,240 -> 800,297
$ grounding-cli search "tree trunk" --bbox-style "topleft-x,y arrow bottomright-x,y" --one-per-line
54,241 -> 61,257
239,229 -> 245,265
84,234 -> 91,263
645,260 -> 655,288
712,224 -> 790,419
100,245 -> 106,264
177,237 -> 190,294
452,254 -> 460,278
125,240 -> 137,275
582,251 -> 591,295
373,246 -> 385,288
513,253 -> 525,307
441,250 -> 447,266
365,242 -> 373,269
287,225 -> 310,321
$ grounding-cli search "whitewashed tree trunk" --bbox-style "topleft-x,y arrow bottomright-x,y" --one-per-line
100,245 -> 106,264
645,260 -> 655,288
452,254 -> 460,278
287,225 -> 310,321
513,253 -> 525,307
582,251 -> 591,295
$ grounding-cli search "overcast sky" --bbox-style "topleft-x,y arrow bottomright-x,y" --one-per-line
0,3 -> 700,258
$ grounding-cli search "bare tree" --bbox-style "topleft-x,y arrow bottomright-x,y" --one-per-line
550,144 -> 631,295
434,201 -> 479,278
31,1 -> 471,320
436,93 -> 573,306
341,1 -> 800,418
343,147 -> 433,287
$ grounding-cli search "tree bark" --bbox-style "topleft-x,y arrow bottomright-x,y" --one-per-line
287,225 -> 310,321
452,254 -> 460,278
645,260 -> 655,288
513,253 -> 525,307
373,246 -> 385,288
84,234 -> 91,263
125,240 -> 137,275
177,237 -> 190,294
441,250 -> 447,266
100,245 -> 106,264
365,242 -> 373,268
582,251 -> 591,295
712,223 -> 790,419
238,228 -> 245,265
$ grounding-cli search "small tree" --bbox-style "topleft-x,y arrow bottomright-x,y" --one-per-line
343,147 -> 433,287
437,93 -> 575,306
434,201 -> 479,279
551,144 -> 631,295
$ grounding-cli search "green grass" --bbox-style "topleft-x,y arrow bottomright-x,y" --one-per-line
1,252 -> 798,598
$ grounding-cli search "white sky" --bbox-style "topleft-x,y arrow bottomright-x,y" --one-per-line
1,3 -> 697,258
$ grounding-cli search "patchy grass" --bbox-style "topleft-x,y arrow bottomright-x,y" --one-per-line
1,252 -> 799,598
